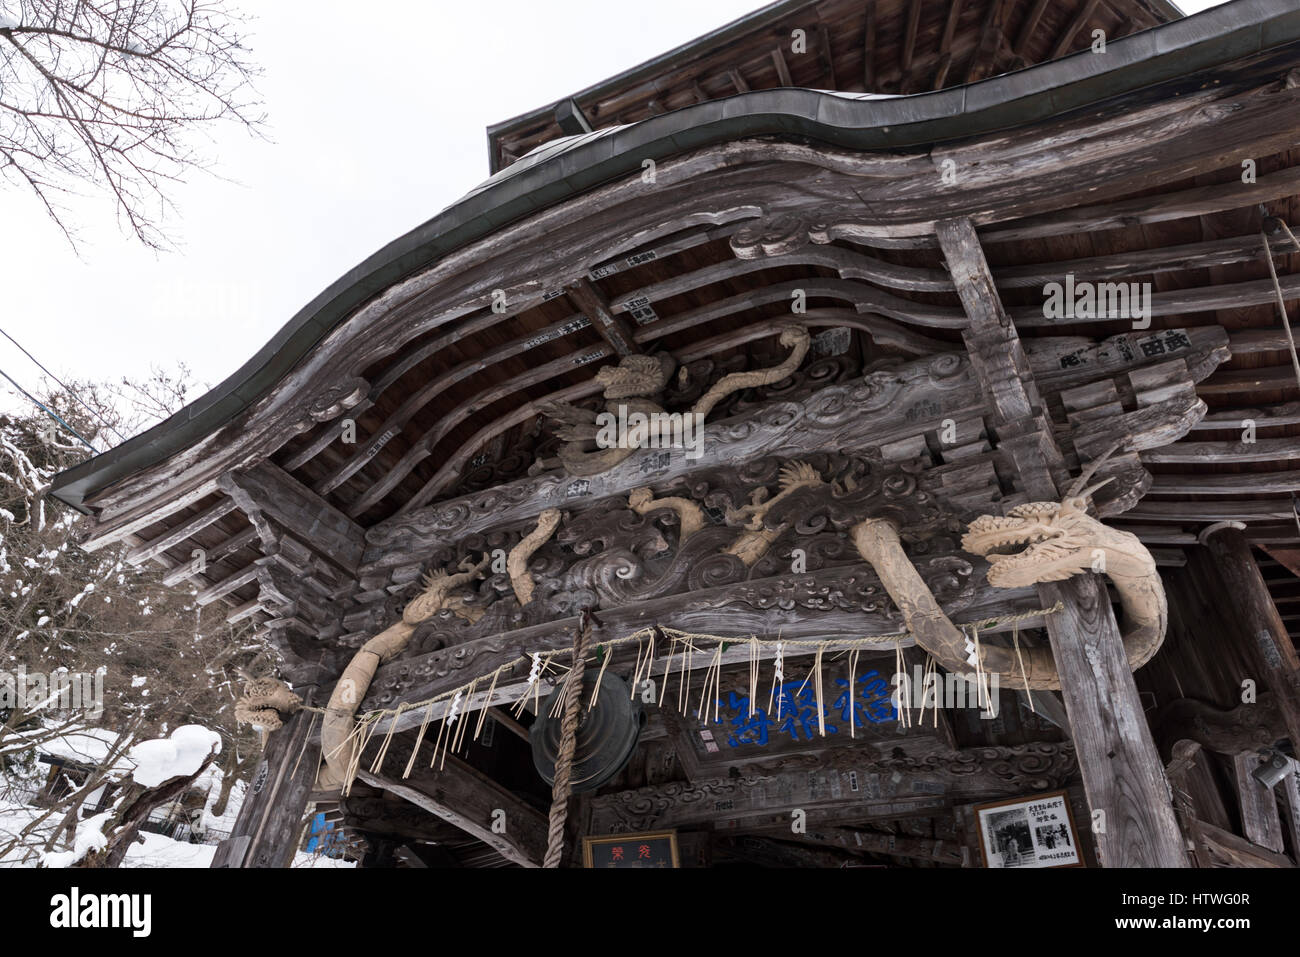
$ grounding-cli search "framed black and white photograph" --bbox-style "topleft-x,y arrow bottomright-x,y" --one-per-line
974,791 -> 1083,869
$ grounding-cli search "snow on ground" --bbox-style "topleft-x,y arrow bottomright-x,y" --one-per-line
0,798 -> 353,868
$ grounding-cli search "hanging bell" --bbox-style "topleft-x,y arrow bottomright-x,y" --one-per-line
530,669 -> 644,793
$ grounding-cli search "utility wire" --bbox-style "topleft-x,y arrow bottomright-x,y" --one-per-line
0,364 -> 99,452
0,324 -> 126,443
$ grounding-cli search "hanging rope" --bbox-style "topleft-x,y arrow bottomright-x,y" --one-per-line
1260,221 -> 1300,394
542,611 -> 592,868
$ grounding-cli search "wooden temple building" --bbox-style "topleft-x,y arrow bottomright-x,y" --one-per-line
50,0 -> 1300,869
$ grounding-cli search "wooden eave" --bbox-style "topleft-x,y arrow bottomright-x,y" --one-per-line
48,0 -> 1300,665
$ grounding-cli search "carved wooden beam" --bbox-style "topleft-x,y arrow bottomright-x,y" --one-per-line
338,795 -> 468,844
360,574 -> 1044,737
588,742 -> 1076,834
364,353 -> 984,562
80,72 -> 1300,533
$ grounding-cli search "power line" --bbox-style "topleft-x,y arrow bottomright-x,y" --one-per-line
0,364 -> 99,452
0,324 -> 127,443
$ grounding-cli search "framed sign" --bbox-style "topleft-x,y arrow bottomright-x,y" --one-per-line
974,790 -> 1083,868
583,830 -> 680,868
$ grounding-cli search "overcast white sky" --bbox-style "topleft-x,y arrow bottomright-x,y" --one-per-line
0,0 -> 1229,433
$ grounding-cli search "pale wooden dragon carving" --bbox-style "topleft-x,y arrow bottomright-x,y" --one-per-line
509,508 -> 562,605
233,672 -> 303,733
628,487 -> 705,542
540,326 -> 811,476
853,465 -> 1167,692
318,554 -> 488,789
723,462 -> 825,567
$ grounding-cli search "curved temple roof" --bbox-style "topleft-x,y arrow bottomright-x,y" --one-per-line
49,0 -> 1300,514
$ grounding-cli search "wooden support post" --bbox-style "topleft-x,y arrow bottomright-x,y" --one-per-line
1039,577 -> 1188,866
1232,751 -> 1286,853
1200,523 -> 1300,752
211,688 -> 320,868
1280,763 -> 1300,858
936,216 -> 1188,867
356,742 -> 546,868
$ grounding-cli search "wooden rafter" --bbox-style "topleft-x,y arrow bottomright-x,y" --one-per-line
1051,0 -> 1103,60
565,277 -> 638,357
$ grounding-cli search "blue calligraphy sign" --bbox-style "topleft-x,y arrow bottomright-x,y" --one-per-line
712,670 -> 896,748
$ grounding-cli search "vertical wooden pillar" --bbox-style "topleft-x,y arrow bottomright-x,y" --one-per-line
936,217 -> 1188,867
1041,576 -> 1188,866
211,687 -> 321,868
1200,522 -> 1300,750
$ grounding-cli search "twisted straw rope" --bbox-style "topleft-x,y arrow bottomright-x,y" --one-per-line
543,618 -> 589,868
314,603 -> 1068,801
303,602 -> 1064,732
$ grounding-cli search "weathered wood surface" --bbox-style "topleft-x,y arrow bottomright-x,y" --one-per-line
1191,818 -> 1295,868
79,67 -> 1300,546
360,572 -> 1045,736
125,496 -> 238,567
1232,751 -> 1286,854
211,689 -> 320,868
491,0 -> 1168,164
218,461 -> 365,573
363,353 -> 982,560
938,214 -> 1188,868
588,741 -> 1076,834
1201,524 -> 1300,751
791,825 -> 964,865
1040,577 -> 1189,867
1280,763 -> 1300,859
356,735 -> 545,868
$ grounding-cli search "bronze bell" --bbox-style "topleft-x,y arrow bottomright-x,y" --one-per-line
530,669 -> 644,793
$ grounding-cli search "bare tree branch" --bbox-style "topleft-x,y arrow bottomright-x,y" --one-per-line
0,0 -> 263,248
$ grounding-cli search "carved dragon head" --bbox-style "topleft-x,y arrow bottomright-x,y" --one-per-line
961,450 -> 1125,589
962,496 -> 1112,587
402,553 -> 489,624
596,353 -> 677,399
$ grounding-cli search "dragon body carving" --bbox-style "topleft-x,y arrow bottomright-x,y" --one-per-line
318,554 -> 488,789
628,487 -> 705,542
540,326 -> 811,476
853,464 -> 1167,691
508,508 -> 562,605
723,462 -> 827,567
